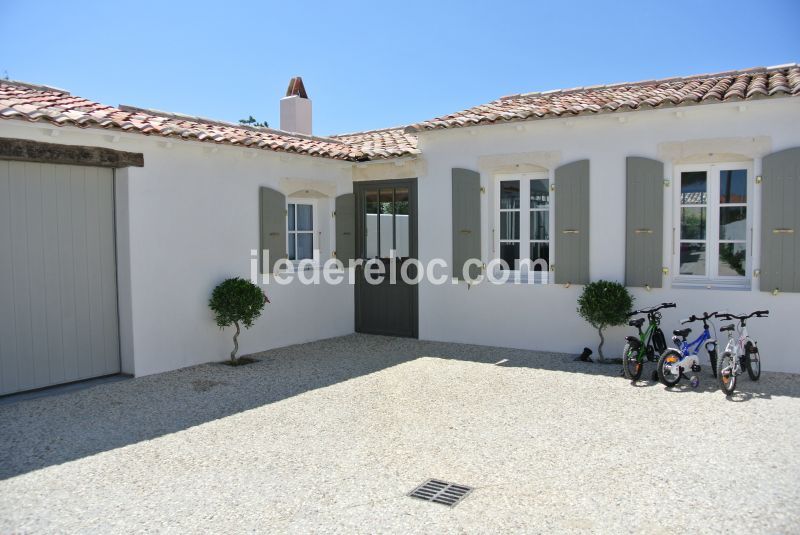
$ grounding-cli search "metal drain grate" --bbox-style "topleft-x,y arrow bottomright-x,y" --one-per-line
408,479 -> 473,507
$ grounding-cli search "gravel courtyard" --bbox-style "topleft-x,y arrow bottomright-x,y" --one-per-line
1,334 -> 799,533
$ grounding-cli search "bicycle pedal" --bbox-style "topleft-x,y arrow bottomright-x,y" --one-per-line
691,364 -> 701,373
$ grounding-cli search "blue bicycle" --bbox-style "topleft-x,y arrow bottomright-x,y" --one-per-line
656,311 -> 719,388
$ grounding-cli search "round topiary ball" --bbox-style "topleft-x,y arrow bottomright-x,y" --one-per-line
577,280 -> 633,361
209,277 -> 268,361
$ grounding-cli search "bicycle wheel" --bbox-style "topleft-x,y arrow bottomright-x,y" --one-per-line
657,349 -> 682,387
746,345 -> 761,381
717,352 -> 737,395
622,343 -> 643,381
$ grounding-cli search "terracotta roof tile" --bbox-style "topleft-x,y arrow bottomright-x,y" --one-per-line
406,64 -> 800,132
0,81 -> 417,161
329,126 -> 419,158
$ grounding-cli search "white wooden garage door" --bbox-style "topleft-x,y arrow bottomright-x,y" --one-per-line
0,161 -> 120,395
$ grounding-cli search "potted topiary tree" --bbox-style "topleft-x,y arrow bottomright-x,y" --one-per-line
209,277 -> 269,365
577,280 -> 633,363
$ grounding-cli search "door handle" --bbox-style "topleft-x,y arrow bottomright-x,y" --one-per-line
459,229 -> 472,235
773,228 -> 795,234
634,228 -> 653,234
562,229 -> 579,235
269,232 -> 280,237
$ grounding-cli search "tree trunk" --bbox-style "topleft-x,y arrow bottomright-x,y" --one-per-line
230,321 -> 240,362
596,326 -> 606,363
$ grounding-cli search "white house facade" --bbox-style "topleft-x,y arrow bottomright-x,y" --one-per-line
1,65 -> 799,395
413,96 -> 799,371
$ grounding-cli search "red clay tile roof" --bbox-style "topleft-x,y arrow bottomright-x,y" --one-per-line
406,64 -> 800,132
330,126 -> 419,158
0,80 -> 417,161
3,64 -> 795,158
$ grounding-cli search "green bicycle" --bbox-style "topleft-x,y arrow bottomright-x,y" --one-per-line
622,302 -> 675,381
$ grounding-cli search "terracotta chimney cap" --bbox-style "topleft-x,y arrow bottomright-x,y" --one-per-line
286,77 -> 308,99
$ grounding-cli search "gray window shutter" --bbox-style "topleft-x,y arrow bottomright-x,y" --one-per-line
259,186 -> 286,273
761,147 -> 800,293
452,168 -> 482,280
554,159 -> 590,285
625,157 -> 664,288
335,193 -> 356,264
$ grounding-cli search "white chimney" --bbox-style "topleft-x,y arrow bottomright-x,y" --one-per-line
280,77 -> 312,135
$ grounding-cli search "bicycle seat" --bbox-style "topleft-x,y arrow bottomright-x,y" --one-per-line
720,324 -> 735,332
628,318 -> 645,328
673,328 -> 691,338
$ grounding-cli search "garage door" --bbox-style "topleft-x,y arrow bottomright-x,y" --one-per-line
0,161 -> 120,395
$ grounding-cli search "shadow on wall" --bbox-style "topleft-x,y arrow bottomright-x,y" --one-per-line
1,333 -> 798,480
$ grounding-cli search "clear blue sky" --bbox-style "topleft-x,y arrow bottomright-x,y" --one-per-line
1,0 -> 798,136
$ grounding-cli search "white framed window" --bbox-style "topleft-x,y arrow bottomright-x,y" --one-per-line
673,163 -> 752,286
493,172 -> 552,282
287,198 -> 317,264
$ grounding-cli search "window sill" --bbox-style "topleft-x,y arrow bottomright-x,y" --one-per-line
491,271 -> 552,285
262,265 -> 348,278
288,263 -> 321,271
269,262 -> 326,273
671,277 -> 751,291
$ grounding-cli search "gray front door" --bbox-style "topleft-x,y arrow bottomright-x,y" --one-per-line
354,179 -> 418,337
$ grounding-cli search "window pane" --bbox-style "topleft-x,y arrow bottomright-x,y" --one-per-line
379,221 -> 393,257
379,188 -> 393,214
719,243 -> 746,277
288,204 -> 296,231
365,190 -> 379,213
394,188 -> 410,257
679,243 -> 706,276
681,207 -> 706,240
378,189 -> 393,257
530,179 -> 549,208
530,211 -> 549,240
394,187 -> 409,215
288,234 -> 296,261
500,211 -> 519,240
530,242 -> 549,266
379,189 -> 394,258
719,206 -> 746,241
720,170 -> 747,204
296,204 -> 313,231
500,242 -> 519,270
365,190 -> 378,257
500,180 -> 520,209
681,171 -> 707,205
296,233 -> 313,260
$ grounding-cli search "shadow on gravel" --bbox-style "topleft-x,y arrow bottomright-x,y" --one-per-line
654,377 -> 786,402
1,333 -> 798,480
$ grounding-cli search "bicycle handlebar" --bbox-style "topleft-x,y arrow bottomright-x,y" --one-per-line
628,302 -> 676,317
681,311 -> 718,324
716,310 -> 770,321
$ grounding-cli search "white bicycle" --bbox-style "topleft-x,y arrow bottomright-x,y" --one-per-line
715,310 -> 769,396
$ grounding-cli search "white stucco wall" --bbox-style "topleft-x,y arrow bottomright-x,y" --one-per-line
0,122 -> 355,377
414,98 -> 800,373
